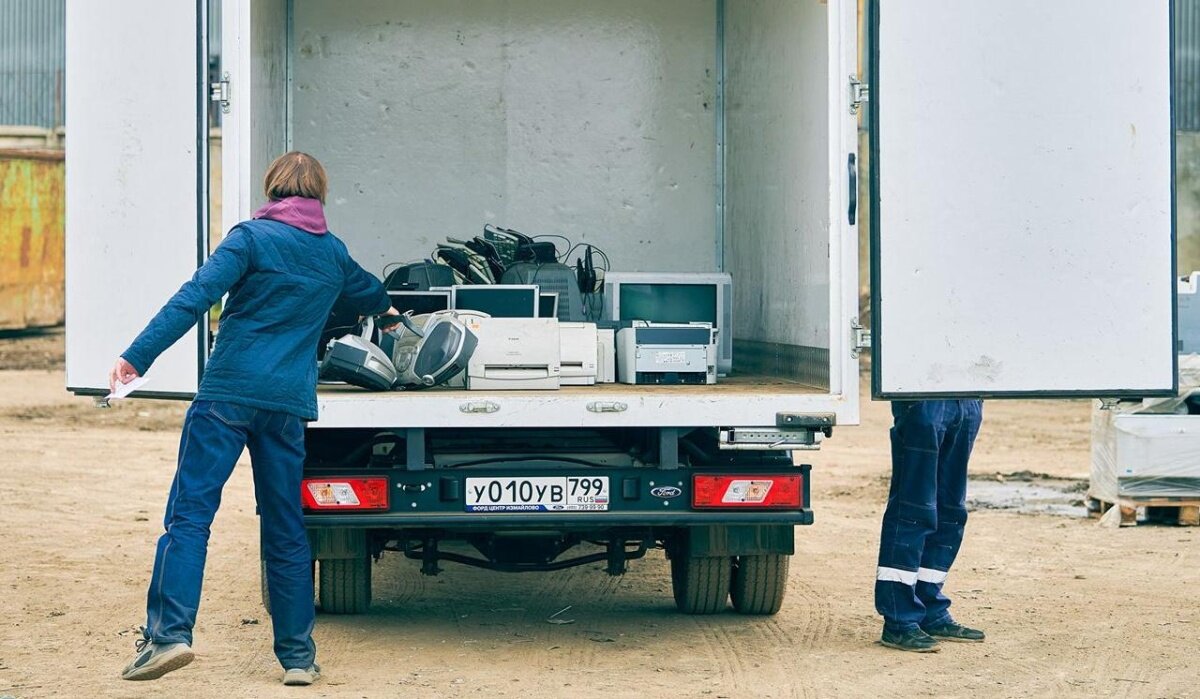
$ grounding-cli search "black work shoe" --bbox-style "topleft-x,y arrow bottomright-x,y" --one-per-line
880,627 -> 941,653
120,636 -> 195,680
923,621 -> 986,643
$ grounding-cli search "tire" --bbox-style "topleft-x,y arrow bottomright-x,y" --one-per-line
318,556 -> 372,614
671,554 -> 731,614
730,554 -> 789,615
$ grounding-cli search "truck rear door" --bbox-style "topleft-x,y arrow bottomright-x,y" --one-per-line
65,0 -> 210,398
868,0 -> 1176,399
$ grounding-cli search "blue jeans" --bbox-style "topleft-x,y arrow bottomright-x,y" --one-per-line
875,400 -> 983,633
144,400 -> 316,670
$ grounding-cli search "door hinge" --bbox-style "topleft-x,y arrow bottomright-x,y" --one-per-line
210,72 -> 231,114
851,318 -> 872,359
849,75 -> 870,115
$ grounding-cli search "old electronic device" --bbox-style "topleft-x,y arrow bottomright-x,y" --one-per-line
501,262 -> 584,321
539,292 -> 559,319
383,260 -> 457,291
380,311 -> 478,388
319,317 -> 399,391
451,284 -> 539,318
464,317 -> 561,390
559,322 -> 598,386
602,272 -> 732,375
616,321 -> 717,386
596,328 -> 616,384
387,290 -> 451,316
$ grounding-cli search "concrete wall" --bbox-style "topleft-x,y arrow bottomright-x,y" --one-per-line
0,149 -> 64,330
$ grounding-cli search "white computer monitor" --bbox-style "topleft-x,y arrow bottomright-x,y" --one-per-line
388,290 -> 451,316
539,292 -> 559,319
451,285 -> 540,318
602,272 -> 733,375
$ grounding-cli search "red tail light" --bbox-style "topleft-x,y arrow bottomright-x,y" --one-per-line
692,474 -> 803,509
301,478 -> 389,511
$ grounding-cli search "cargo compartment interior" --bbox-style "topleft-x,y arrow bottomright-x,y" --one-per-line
244,0 -> 835,396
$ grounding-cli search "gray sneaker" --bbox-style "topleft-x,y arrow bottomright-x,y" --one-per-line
282,663 -> 321,686
120,637 -> 195,681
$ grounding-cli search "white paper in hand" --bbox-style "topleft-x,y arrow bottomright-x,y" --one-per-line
107,376 -> 150,401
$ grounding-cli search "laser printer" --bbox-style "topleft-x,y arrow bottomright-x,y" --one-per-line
464,317 -> 561,390
616,321 -> 717,385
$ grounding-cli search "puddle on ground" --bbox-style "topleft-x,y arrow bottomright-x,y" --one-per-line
967,471 -> 1089,518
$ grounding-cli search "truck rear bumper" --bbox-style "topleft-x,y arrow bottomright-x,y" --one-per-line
303,509 -> 813,529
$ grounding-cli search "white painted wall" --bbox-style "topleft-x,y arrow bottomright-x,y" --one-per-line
725,0 -> 832,352
291,0 -> 719,276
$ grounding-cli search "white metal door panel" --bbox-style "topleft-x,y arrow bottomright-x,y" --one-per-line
65,0 -> 205,396
871,0 -> 1175,398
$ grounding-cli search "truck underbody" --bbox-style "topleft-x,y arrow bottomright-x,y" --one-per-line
278,426 -> 815,616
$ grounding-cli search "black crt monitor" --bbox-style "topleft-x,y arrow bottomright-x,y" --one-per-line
388,290 -> 452,316
617,284 -> 717,325
450,285 -> 540,318
538,292 -> 559,319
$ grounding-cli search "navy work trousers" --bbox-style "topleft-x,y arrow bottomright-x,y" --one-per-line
144,400 -> 316,670
875,400 -> 983,633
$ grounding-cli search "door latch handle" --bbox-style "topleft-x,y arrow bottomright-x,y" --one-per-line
587,401 -> 628,413
459,401 -> 500,414
848,153 -> 858,226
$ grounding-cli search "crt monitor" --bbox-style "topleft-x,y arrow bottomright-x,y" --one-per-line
388,290 -> 451,316
602,272 -> 733,375
451,285 -> 540,318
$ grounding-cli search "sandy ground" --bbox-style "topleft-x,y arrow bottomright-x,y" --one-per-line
0,331 -> 1196,699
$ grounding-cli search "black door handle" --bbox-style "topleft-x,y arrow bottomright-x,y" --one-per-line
848,153 -> 858,226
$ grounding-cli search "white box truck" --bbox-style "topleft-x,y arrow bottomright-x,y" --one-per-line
64,0 -> 1177,615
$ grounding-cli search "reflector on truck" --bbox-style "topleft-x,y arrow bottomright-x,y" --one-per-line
302,478 -> 389,511
692,475 -> 802,509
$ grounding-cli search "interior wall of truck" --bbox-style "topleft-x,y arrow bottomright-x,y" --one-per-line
243,0 -> 837,389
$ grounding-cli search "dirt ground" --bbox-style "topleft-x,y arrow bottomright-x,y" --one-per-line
0,331 -> 1196,699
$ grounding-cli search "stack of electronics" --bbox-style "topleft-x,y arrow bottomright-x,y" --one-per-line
326,222 -> 734,391
319,283 -> 616,391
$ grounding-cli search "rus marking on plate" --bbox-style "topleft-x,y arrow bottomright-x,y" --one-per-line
465,476 -> 610,512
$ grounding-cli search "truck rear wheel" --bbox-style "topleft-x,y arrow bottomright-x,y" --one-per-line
671,555 -> 731,614
318,556 -> 372,614
730,554 -> 789,615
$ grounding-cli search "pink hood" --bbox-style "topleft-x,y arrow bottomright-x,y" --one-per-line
252,196 -> 328,234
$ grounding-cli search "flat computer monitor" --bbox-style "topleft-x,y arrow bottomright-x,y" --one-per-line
451,285 -> 540,318
602,272 -> 733,375
539,292 -> 559,319
388,290 -> 451,316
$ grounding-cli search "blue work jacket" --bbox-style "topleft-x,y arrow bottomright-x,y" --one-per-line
122,219 -> 390,420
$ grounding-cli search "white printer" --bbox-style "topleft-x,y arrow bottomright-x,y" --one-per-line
559,322 -> 598,386
596,328 -> 616,384
616,321 -> 717,385
464,317 -> 561,390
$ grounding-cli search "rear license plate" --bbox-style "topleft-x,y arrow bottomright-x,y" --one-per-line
465,476 -> 610,512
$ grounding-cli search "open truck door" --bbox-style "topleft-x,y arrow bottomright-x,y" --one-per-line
64,0 -> 210,398
869,0 -> 1177,399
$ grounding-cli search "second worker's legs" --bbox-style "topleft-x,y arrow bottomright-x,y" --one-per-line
917,400 -> 983,629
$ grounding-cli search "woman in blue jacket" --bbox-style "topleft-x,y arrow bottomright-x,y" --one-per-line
111,152 -> 395,686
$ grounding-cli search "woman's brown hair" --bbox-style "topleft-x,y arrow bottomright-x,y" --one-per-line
262,151 -> 328,203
